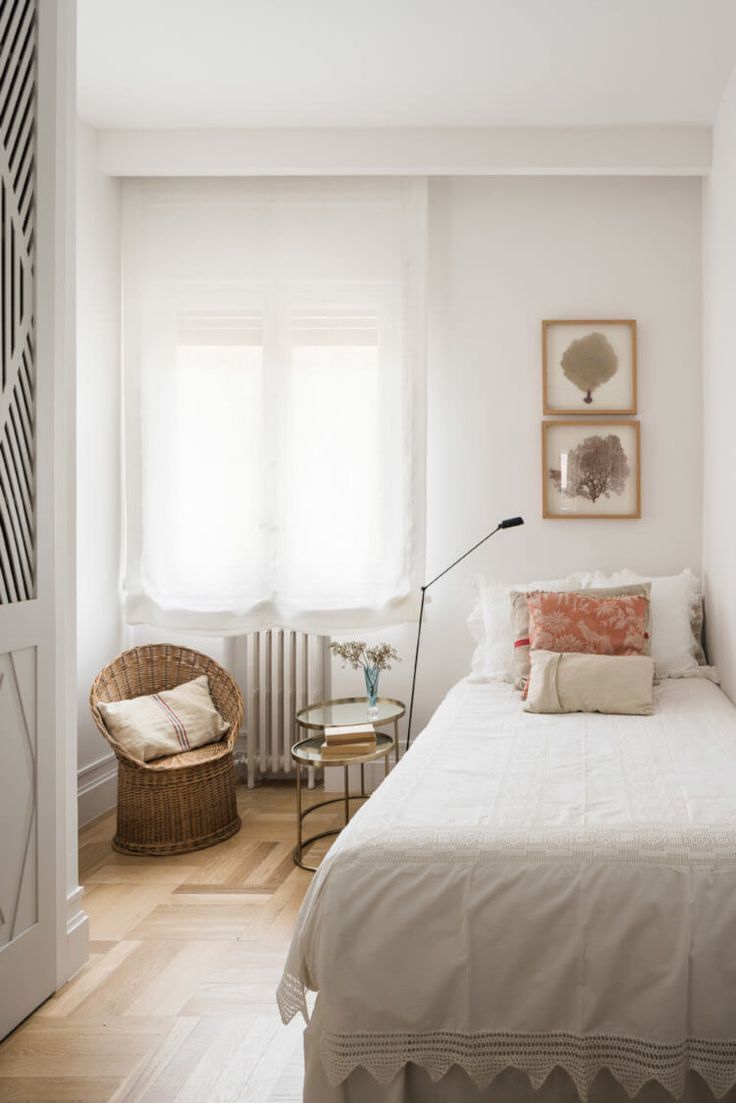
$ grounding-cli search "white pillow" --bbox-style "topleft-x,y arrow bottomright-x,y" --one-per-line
585,569 -> 712,680
98,674 -> 230,762
468,579 -> 517,682
467,572 -> 590,683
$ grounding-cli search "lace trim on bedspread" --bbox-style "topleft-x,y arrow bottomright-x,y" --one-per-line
318,1030 -> 736,1100
336,823 -> 736,868
276,971 -> 309,1025
277,974 -> 736,1100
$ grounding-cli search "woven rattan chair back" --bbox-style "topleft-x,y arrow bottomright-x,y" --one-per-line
90,644 -> 244,856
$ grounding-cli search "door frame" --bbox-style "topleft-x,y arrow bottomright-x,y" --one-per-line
36,0 -> 87,993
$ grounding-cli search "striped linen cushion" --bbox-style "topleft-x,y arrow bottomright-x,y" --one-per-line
98,674 -> 230,762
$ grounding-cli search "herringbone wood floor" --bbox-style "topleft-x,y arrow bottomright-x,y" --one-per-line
0,782 -> 337,1102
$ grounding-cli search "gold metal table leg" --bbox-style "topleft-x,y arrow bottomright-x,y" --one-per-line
295,758 -> 303,863
292,789 -> 347,872
344,766 -> 350,824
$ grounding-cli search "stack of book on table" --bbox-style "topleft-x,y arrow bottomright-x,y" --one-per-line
320,724 -> 376,757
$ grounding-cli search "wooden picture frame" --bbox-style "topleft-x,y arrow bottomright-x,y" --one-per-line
542,420 -> 641,520
543,319 -> 637,415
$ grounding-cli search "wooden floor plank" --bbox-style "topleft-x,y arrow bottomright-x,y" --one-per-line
0,1076 -> 121,1102
170,1016 -> 264,1103
206,1017 -> 295,1103
125,900 -> 257,942
134,1017 -> 224,1103
107,1018 -> 201,1103
61,943 -> 186,1021
86,860 -> 200,887
83,884 -> 175,942
122,942 -> 226,1018
38,941 -> 144,1019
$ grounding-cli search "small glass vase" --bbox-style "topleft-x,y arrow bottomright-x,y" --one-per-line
364,665 -> 380,719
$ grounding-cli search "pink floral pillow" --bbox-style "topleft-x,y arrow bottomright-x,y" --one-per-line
527,590 -> 651,660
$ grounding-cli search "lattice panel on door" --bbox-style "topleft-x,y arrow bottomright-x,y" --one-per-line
0,0 -> 36,605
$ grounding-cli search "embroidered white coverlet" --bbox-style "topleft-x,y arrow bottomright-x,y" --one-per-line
278,678 -> 736,1099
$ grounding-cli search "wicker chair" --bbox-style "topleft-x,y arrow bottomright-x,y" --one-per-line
90,644 -> 243,856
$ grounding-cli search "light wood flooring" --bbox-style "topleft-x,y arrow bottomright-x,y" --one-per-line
0,782 -> 338,1103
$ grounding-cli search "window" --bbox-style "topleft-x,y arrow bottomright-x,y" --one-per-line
123,179 -> 426,632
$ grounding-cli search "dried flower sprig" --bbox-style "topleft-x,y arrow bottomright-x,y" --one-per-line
330,640 -> 401,672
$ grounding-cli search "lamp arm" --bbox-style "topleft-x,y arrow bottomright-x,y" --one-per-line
422,525 -> 501,590
405,519 -> 522,749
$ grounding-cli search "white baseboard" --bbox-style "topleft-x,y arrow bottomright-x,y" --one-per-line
62,887 -> 89,983
77,752 -> 117,827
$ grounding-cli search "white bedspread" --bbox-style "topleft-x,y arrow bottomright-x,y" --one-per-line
278,678 -> 736,1100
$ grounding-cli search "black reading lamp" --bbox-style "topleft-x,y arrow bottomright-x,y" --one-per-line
405,516 -> 525,749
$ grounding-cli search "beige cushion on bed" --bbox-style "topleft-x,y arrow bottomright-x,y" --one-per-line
525,650 -> 655,715
97,674 -> 230,761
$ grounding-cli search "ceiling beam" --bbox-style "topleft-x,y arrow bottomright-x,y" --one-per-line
96,126 -> 711,177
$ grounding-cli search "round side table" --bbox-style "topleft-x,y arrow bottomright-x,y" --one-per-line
291,731 -> 394,872
295,696 -> 405,764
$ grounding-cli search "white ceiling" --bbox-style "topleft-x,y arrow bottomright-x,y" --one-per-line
77,0 -> 736,130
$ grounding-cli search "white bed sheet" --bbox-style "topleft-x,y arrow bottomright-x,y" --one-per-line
279,677 -> 736,1101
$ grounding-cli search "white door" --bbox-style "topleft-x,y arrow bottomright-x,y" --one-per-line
0,0 -> 65,1037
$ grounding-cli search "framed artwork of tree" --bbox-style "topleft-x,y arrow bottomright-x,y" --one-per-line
543,320 -> 637,415
542,420 -> 641,519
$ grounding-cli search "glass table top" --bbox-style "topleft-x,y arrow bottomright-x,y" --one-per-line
292,731 -> 394,766
295,696 -> 405,730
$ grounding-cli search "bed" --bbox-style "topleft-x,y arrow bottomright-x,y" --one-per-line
278,675 -> 736,1102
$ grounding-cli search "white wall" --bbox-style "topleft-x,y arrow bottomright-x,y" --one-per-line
703,64 -> 736,701
76,120 -> 123,822
397,175 -> 704,734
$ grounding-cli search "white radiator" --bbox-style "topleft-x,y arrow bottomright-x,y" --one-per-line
229,630 -> 330,788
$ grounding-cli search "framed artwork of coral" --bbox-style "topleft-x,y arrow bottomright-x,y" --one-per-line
542,420 -> 641,519
542,319 -> 637,415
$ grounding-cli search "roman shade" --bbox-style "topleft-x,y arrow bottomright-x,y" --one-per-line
122,177 -> 427,633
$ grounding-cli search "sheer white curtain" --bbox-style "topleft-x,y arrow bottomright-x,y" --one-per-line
122,178 -> 426,633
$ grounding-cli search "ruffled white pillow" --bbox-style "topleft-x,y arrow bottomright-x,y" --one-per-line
585,569 -> 714,681
467,572 -> 590,683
